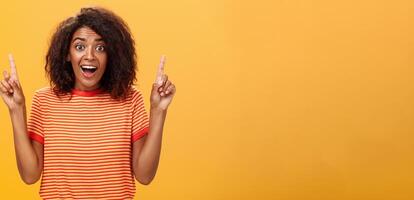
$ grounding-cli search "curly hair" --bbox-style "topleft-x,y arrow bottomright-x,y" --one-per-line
45,6 -> 137,100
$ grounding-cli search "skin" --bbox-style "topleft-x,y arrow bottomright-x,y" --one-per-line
133,55 -> 176,185
0,28 -> 176,185
67,27 -> 108,91
0,54 -> 42,184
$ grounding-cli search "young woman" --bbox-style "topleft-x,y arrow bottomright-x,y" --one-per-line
0,7 -> 176,199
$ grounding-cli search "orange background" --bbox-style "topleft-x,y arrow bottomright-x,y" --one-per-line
0,0 -> 413,199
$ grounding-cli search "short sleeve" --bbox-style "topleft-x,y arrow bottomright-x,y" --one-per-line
131,89 -> 150,143
27,91 -> 45,144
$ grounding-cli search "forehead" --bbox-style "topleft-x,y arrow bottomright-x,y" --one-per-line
72,26 -> 102,41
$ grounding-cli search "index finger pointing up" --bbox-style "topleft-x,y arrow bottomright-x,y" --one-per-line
158,55 -> 166,75
155,55 -> 166,85
8,54 -> 19,80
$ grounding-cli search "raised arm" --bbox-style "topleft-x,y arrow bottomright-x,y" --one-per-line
0,54 -> 43,184
132,55 -> 176,185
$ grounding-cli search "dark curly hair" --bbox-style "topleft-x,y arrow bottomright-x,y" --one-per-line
45,6 -> 137,100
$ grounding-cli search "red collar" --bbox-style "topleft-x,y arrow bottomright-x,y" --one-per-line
71,88 -> 103,97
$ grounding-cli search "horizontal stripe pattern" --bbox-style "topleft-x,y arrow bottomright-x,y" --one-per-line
27,87 -> 149,200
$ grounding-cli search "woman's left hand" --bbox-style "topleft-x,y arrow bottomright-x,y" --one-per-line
150,55 -> 176,111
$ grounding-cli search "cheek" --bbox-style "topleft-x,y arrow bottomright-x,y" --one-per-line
69,50 -> 82,64
99,54 -> 108,71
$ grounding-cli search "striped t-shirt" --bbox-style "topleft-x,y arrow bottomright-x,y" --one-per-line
27,86 -> 150,200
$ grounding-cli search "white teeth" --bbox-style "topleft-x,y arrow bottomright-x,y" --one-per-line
81,65 -> 97,69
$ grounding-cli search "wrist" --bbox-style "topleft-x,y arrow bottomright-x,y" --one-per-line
150,106 -> 167,115
9,104 -> 26,114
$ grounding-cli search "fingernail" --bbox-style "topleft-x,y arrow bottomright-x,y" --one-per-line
166,91 -> 169,94
161,92 -> 164,96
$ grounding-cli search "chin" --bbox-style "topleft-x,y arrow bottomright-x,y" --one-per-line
76,79 -> 101,90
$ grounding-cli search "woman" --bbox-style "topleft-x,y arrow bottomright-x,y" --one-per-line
0,7 -> 175,199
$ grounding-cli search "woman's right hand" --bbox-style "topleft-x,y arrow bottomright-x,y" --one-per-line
0,54 -> 25,111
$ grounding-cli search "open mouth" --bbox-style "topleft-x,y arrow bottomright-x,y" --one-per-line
80,65 -> 98,77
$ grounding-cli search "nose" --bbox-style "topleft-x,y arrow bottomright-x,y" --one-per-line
84,46 -> 95,61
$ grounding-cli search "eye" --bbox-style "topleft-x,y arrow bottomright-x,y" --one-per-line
75,44 -> 85,51
96,45 -> 105,52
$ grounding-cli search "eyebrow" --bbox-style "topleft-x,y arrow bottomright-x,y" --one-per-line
72,37 -> 104,43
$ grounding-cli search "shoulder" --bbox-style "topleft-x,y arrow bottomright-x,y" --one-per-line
128,85 -> 145,99
127,86 -> 147,106
30,87 -> 52,108
34,86 -> 52,95
33,86 -> 52,98
32,86 -> 60,101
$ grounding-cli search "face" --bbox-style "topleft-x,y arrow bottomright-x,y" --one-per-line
67,26 -> 107,91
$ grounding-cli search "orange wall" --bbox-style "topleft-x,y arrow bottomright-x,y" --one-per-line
0,0 -> 412,199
